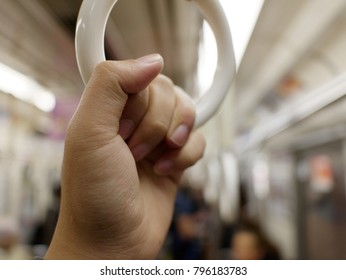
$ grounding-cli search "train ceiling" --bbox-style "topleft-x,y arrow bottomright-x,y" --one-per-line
1,0 -> 346,146
236,0 -> 346,132
0,0 -> 202,100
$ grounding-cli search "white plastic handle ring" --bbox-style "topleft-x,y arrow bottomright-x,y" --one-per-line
75,0 -> 236,128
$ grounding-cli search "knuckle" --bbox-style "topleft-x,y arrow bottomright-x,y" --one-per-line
197,134 -> 206,158
174,85 -> 188,97
94,61 -> 113,77
151,119 -> 169,135
197,133 -> 206,150
155,74 -> 174,88
175,87 -> 196,123
91,61 -> 122,95
135,119 -> 168,146
176,133 -> 206,168
185,152 -> 196,166
181,105 -> 196,124
190,133 -> 206,162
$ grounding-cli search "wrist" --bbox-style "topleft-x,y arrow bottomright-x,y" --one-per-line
44,213 -> 151,260
44,215 -> 126,260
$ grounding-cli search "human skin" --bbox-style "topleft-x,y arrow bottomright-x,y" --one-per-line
45,54 -> 205,259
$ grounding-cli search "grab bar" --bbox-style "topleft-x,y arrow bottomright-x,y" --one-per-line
75,0 -> 236,128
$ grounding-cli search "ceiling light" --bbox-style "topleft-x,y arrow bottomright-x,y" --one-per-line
0,63 -> 56,112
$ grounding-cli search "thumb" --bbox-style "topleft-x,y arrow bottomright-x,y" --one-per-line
75,54 -> 163,133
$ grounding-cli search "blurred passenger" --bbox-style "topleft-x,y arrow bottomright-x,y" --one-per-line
31,182 -> 61,257
0,217 -> 32,260
219,181 -> 249,258
231,221 -> 281,260
169,187 -> 209,259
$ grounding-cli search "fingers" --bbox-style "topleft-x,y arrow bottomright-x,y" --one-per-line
123,76 -> 197,162
154,131 -> 206,175
118,88 -> 150,140
73,54 -> 163,134
166,86 -> 195,148
126,75 -> 176,161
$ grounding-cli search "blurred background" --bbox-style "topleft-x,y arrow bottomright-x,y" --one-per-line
1,0 -> 346,260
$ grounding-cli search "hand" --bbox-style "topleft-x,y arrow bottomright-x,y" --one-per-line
45,54 -> 205,259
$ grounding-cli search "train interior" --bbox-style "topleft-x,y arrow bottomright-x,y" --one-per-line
1,0 -> 346,260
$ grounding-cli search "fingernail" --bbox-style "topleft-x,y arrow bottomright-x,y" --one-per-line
155,160 -> 173,175
131,144 -> 150,161
119,119 -> 135,140
170,124 -> 190,147
136,54 -> 162,64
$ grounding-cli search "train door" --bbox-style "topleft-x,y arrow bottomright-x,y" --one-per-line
296,141 -> 346,259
